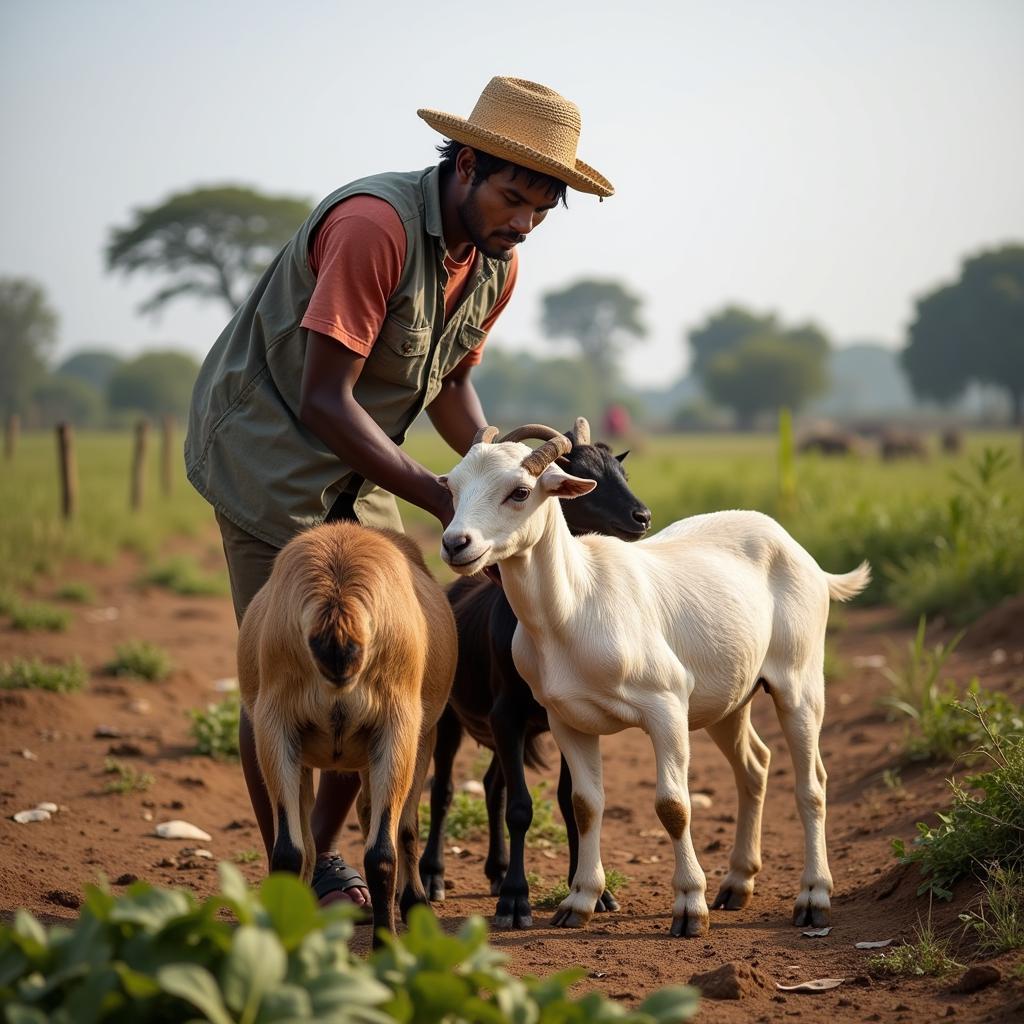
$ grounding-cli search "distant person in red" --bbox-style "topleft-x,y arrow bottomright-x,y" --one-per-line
603,403 -> 631,439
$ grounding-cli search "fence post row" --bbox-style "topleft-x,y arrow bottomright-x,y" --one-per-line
56,422 -> 77,520
131,419 -> 149,511
161,415 -> 175,496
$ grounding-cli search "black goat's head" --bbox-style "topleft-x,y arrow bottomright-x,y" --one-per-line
559,418 -> 651,541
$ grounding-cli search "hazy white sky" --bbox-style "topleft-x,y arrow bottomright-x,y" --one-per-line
2,0 -> 1022,388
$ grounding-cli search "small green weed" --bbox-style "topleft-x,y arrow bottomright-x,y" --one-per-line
0,656 -> 87,693
9,600 -> 70,632
526,781 -> 568,848
103,757 -> 154,794
188,693 -> 241,759
893,698 -> 1024,899
54,580 -> 95,603
107,640 -> 171,681
866,917 -> 962,977
958,865 -> 1024,954
881,618 -> 1021,760
533,879 -> 570,909
143,556 -> 229,597
233,849 -> 262,864
532,869 -> 628,909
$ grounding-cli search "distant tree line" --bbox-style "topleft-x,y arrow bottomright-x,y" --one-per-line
1,182 -> 1020,433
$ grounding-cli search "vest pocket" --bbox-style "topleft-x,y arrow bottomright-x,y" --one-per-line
367,316 -> 432,388
440,322 -> 486,377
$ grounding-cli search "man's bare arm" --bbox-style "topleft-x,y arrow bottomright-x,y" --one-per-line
426,360 -> 488,456
298,330 -> 452,525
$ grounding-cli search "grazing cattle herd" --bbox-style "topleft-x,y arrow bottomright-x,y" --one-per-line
235,417 -> 883,941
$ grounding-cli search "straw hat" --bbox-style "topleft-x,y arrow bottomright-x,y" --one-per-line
418,77 -> 613,198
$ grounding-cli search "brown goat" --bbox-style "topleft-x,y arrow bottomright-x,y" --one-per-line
237,522 -> 457,938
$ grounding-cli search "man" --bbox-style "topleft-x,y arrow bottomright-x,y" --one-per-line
185,76 -> 613,910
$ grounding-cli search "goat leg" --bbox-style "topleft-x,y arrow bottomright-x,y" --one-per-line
482,755 -> 508,894
398,725 -> 435,922
706,705 -> 770,911
254,717 -> 311,882
419,706 -> 461,902
647,700 -> 709,938
489,694 -> 533,929
547,717 -> 604,930
557,754 -> 619,913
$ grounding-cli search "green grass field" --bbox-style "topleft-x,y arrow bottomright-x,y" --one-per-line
2,427 -> 1021,625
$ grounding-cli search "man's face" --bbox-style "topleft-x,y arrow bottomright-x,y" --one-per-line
457,165 -> 560,261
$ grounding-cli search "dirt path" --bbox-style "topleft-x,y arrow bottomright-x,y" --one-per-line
2,535 -> 1022,1022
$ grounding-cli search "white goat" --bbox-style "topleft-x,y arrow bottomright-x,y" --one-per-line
439,428 -> 870,937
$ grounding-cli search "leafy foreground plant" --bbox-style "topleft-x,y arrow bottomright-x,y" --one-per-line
189,693 -> 241,759
894,701 -> 1024,899
0,864 -> 699,1023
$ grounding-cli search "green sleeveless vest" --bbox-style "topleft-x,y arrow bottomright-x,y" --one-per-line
185,165 -> 512,547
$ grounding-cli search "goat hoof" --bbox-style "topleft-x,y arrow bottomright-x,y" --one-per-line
421,873 -> 446,902
712,886 -> 751,911
493,911 -> 532,930
595,890 -> 619,913
669,912 -> 709,938
793,904 -> 831,928
550,908 -> 589,929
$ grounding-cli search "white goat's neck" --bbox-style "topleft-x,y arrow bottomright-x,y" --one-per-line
499,499 -> 589,634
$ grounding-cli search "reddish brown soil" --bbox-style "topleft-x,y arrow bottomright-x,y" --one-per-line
2,531 -> 1023,1022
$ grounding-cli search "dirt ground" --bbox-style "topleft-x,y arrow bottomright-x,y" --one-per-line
2,529 -> 1023,1023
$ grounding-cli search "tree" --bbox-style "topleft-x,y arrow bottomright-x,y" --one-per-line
32,374 -> 103,428
57,349 -> 124,393
106,186 -> 313,315
540,279 -> 647,385
686,305 -> 830,428
687,305 -> 778,379
903,244 -> 1024,423
0,277 -> 59,417
108,350 -> 200,419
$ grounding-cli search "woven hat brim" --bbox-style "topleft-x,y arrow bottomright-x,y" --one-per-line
417,109 -> 614,198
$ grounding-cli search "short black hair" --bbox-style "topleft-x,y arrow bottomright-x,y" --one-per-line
436,139 -> 568,207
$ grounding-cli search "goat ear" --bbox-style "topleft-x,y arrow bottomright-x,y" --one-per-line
539,464 -> 597,499
615,450 -> 630,463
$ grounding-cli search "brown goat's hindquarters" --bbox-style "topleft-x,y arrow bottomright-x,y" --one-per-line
236,522 -> 457,937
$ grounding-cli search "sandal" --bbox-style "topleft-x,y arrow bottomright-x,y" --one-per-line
311,853 -> 372,921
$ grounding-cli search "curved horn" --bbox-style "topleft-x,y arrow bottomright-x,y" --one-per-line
498,423 -> 564,444
521,434 -> 572,476
472,426 -> 499,446
572,416 -> 591,446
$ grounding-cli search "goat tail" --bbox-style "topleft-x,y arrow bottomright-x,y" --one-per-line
307,599 -> 363,687
825,560 -> 872,602
523,733 -> 549,772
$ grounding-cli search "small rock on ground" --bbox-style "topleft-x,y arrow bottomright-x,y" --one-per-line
950,964 -> 1000,994
689,961 -> 770,1000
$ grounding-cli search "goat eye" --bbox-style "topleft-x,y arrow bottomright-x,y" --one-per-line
507,486 -> 531,503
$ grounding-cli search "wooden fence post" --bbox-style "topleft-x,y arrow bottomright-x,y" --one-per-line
131,419 -> 149,511
160,415 -> 175,496
4,414 -> 19,461
56,422 -> 77,520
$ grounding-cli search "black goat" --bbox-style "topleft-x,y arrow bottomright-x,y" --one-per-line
419,418 -> 651,928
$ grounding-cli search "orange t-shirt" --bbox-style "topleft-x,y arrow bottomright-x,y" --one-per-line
301,195 -> 517,369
